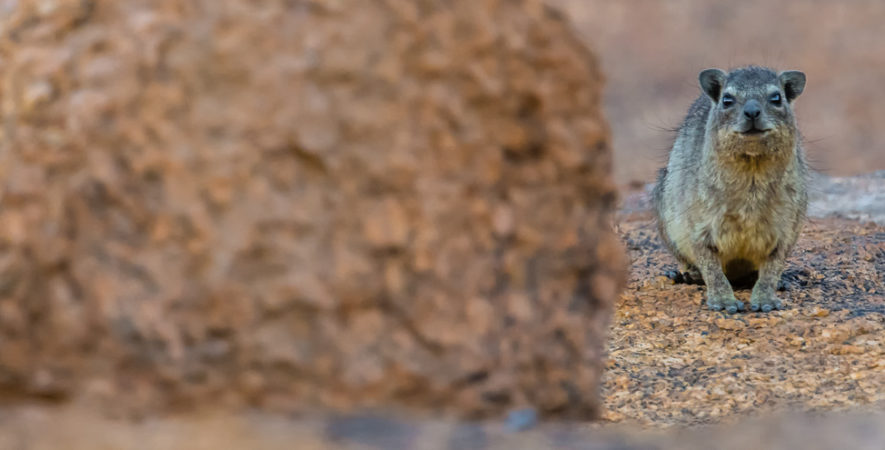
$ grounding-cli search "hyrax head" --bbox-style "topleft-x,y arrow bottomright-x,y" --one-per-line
699,66 -> 805,149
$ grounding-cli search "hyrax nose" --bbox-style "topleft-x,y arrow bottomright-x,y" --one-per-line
743,100 -> 761,120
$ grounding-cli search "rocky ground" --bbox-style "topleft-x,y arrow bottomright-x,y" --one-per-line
0,172 -> 881,449
608,172 -> 885,427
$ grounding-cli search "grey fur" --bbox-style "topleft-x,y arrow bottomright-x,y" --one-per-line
653,66 -> 809,313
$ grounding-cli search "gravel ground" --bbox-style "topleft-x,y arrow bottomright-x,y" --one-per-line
607,172 -> 885,426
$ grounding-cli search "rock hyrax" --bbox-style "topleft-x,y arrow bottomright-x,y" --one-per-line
653,66 -> 809,313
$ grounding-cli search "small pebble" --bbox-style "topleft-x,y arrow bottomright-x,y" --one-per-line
714,318 -> 747,330
811,307 -> 830,317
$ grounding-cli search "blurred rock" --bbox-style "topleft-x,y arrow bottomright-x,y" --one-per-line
506,408 -> 539,431
0,0 -> 623,418
808,170 -> 885,225
1,404 -> 885,450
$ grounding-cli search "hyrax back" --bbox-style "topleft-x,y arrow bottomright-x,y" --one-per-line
653,66 -> 809,313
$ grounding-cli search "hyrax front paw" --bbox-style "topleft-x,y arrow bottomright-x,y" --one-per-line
750,293 -> 783,313
706,294 -> 744,313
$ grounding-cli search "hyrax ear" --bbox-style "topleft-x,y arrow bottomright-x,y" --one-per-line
699,68 -> 727,102
778,70 -> 806,102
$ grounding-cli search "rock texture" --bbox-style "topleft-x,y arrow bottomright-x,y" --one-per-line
0,0 -> 622,417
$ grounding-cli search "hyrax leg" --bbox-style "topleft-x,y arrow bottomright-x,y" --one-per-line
693,243 -> 744,313
750,246 -> 786,312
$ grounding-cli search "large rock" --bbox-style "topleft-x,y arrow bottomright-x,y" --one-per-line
0,0 -> 623,417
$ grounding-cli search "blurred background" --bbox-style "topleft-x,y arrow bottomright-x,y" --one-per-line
553,0 -> 885,185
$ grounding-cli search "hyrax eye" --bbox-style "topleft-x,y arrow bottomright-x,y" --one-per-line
721,94 -> 735,107
769,92 -> 782,105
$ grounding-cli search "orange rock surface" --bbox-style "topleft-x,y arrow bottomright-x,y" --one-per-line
0,0 -> 623,418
